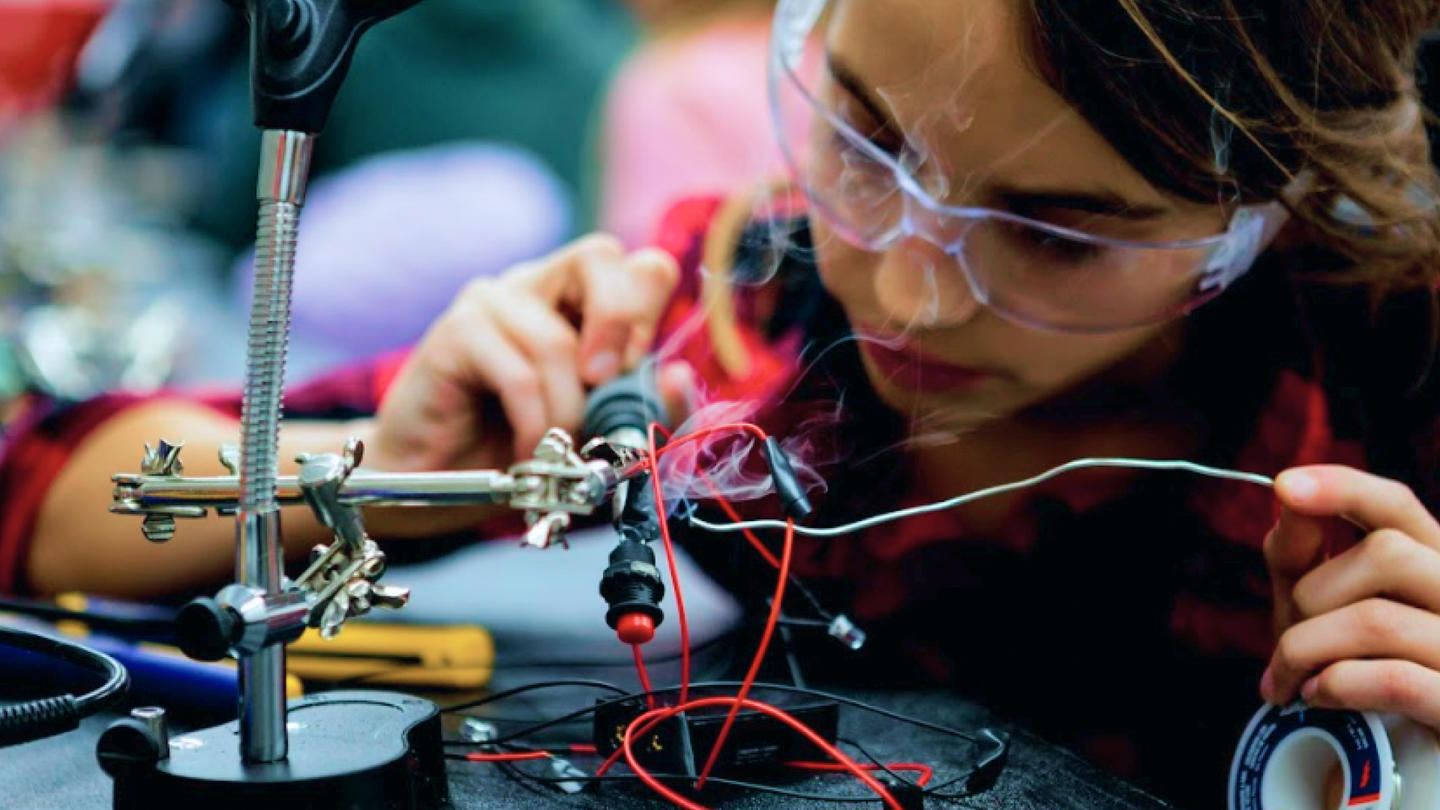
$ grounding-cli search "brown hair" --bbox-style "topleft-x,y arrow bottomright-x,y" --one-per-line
1023,0 -> 1440,294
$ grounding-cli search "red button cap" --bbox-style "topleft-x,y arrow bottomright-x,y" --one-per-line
616,613 -> 655,645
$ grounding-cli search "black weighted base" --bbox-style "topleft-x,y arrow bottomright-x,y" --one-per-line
100,690 -> 450,809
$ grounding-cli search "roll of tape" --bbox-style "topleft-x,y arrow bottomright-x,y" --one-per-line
1229,703 -> 1440,810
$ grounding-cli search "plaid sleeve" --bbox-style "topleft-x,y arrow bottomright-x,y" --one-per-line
650,195 -> 805,405
0,394 -> 149,594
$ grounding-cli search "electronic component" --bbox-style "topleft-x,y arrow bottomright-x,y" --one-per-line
593,695 -> 841,776
600,534 -> 666,645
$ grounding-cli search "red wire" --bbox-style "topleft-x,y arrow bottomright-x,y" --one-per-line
633,643 -> 656,710
568,744 -> 598,755
464,751 -> 550,763
695,466 -> 781,568
651,422 -> 768,460
651,422 -> 781,569
694,517 -> 794,788
618,696 -> 903,810
647,421 -> 692,704
622,420 -> 896,807
785,760 -> 935,787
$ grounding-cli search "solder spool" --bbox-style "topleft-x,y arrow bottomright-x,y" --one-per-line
1229,703 -> 1440,809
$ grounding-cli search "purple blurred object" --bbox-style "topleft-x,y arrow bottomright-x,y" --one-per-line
232,143 -> 570,371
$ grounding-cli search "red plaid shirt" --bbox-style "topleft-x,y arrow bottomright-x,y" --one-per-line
1,197 -> 1431,801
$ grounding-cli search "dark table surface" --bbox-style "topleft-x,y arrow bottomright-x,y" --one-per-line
0,684 -> 1174,810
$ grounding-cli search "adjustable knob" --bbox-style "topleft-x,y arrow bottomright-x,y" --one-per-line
96,716 -> 165,777
175,597 -> 241,661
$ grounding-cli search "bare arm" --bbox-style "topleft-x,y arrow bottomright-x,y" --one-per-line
23,234 -> 683,599
26,401 -> 365,598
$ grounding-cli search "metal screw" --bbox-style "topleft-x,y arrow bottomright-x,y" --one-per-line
130,706 -> 169,759
461,718 -> 497,743
141,514 -> 177,543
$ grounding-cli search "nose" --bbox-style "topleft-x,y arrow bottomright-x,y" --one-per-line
872,236 -> 983,329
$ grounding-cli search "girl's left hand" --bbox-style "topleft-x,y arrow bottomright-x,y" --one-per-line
1262,465 -> 1440,728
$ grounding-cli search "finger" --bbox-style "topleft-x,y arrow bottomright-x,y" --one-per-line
1292,528 -> 1440,620
1265,506 -> 1330,633
1302,659 -> 1440,728
572,247 -> 680,383
509,233 -> 626,303
486,293 -> 586,437
1264,598 -> 1440,704
433,295 -> 550,458
1276,465 -> 1440,548
656,361 -> 698,429
618,248 -> 682,369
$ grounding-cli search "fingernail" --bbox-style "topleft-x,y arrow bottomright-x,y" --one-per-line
586,351 -> 619,380
1279,471 -> 1318,501
1260,666 -> 1276,704
1301,676 -> 1319,703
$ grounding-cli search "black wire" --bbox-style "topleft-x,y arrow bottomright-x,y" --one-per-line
779,570 -> 834,622
0,625 -> 129,714
446,680 -> 987,748
777,623 -> 808,689
487,631 -> 737,671
484,761 -> 916,804
444,679 -> 1007,803
776,617 -> 831,629
919,728 -> 1009,796
0,597 -> 175,642
836,736 -> 909,789
319,632 -> 742,691
441,679 -> 629,715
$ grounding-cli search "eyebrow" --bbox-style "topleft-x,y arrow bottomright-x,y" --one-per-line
827,54 -> 1171,222
827,55 -> 902,140
993,186 -> 1171,221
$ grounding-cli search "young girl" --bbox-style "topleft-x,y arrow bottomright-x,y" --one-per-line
8,0 -> 1440,801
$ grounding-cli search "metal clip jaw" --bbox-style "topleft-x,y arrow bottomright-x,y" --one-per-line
509,429 -> 623,549
292,438 -> 409,638
112,443 -> 247,541
112,441 -> 204,542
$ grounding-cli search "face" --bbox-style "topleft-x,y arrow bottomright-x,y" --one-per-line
809,0 -> 1233,432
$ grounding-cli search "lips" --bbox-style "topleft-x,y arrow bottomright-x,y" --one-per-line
856,333 -> 996,394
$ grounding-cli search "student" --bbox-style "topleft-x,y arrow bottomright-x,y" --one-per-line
7,0 -> 1440,801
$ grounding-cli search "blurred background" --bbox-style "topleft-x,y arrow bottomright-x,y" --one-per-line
0,0 -> 791,405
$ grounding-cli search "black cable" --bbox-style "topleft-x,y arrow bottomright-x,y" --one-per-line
779,569 -> 834,622
918,728 -> 1009,797
0,597 -> 175,641
486,631 -> 737,671
0,625 -> 129,747
485,762 -> 920,804
836,736 -> 910,789
446,680 -> 989,748
777,617 -> 832,629
778,623 -> 808,689
444,678 -> 1007,802
440,679 -> 629,715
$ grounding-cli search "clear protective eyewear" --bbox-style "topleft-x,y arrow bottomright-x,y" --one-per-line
767,0 -> 1289,333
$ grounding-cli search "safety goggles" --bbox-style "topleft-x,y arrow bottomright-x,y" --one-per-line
767,0 -> 1289,333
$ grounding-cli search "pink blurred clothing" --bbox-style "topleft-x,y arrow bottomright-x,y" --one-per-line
598,18 -> 818,247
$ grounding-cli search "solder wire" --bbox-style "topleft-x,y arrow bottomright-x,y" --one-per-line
688,457 -> 1275,538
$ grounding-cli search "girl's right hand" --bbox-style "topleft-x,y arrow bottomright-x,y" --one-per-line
365,234 -> 682,478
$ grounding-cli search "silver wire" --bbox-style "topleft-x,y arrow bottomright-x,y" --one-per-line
687,457 -> 1275,538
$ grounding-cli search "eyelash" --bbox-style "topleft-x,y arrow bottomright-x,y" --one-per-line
1013,227 -> 1106,264
835,101 -> 905,157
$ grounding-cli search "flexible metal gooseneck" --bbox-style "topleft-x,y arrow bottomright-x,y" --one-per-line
235,128 -> 313,763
